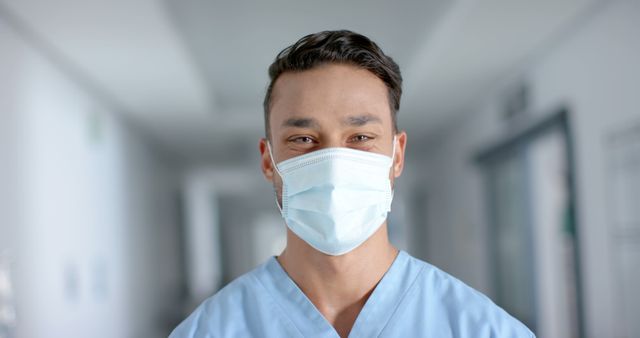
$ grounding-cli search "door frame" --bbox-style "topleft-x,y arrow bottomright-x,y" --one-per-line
474,107 -> 584,338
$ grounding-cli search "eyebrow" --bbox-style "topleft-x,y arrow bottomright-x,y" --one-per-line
282,117 -> 320,129
343,114 -> 382,126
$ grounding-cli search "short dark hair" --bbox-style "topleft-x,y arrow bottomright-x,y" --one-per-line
263,30 -> 402,138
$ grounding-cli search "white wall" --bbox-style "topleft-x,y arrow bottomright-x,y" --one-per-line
0,13 -> 182,338
530,2 -> 640,336
0,20 -> 24,335
0,20 -> 22,259
418,1 -> 640,337
182,172 -> 222,309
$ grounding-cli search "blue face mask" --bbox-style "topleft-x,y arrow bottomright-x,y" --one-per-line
268,138 -> 396,255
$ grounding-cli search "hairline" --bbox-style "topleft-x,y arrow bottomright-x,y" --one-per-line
264,62 -> 399,140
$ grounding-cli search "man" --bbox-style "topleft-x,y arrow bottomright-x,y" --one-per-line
170,30 -> 534,338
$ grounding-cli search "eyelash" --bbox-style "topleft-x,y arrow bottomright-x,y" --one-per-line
289,136 -> 316,144
287,134 -> 375,145
350,135 -> 373,143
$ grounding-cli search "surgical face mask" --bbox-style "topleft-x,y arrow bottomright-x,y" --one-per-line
268,138 -> 396,256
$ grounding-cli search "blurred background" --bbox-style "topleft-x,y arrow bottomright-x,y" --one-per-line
0,0 -> 639,337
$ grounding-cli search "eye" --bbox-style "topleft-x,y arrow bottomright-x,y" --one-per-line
350,134 -> 374,143
289,136 -> 316,144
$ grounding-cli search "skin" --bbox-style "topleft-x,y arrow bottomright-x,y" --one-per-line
258,63 -> 407,338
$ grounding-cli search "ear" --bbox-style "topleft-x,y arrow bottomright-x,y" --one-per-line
259,138 -> 275,182
392,131 -> 407,178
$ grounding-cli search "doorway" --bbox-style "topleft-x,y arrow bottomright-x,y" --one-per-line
476,108 -> 583,338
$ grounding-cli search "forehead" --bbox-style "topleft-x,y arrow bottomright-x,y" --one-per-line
269,64 -> 392,131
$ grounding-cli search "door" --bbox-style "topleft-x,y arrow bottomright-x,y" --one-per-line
477,109 -> 582,338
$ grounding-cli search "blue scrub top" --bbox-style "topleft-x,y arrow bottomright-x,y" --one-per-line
170,251 -> 535,337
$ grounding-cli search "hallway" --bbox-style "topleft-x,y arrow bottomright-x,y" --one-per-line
1,1 -> 639,337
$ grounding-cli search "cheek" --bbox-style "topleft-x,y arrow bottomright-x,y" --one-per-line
272,175 -> 284,208
273,173 -> 284,194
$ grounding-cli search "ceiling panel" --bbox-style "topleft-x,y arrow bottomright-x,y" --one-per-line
1,0 -> 603,163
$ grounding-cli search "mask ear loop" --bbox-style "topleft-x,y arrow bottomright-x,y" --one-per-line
266,141 -> 284,213
389,135 -> 397,202
391,135 -> 397,164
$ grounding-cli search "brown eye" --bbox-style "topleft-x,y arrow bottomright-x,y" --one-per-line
291,136 -> 315,144
351,135 -> 372,142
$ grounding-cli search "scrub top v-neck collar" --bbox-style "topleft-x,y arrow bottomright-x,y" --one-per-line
254,250 -> 424,337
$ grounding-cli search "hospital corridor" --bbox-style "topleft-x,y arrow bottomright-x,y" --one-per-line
1,0 -> 639,337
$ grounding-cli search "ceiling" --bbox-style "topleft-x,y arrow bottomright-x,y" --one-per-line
0,0 -> 600,164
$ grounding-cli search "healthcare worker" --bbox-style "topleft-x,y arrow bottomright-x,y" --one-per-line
170,30 -> 535,338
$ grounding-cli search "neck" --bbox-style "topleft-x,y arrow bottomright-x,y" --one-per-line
277,223 -> 398,337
